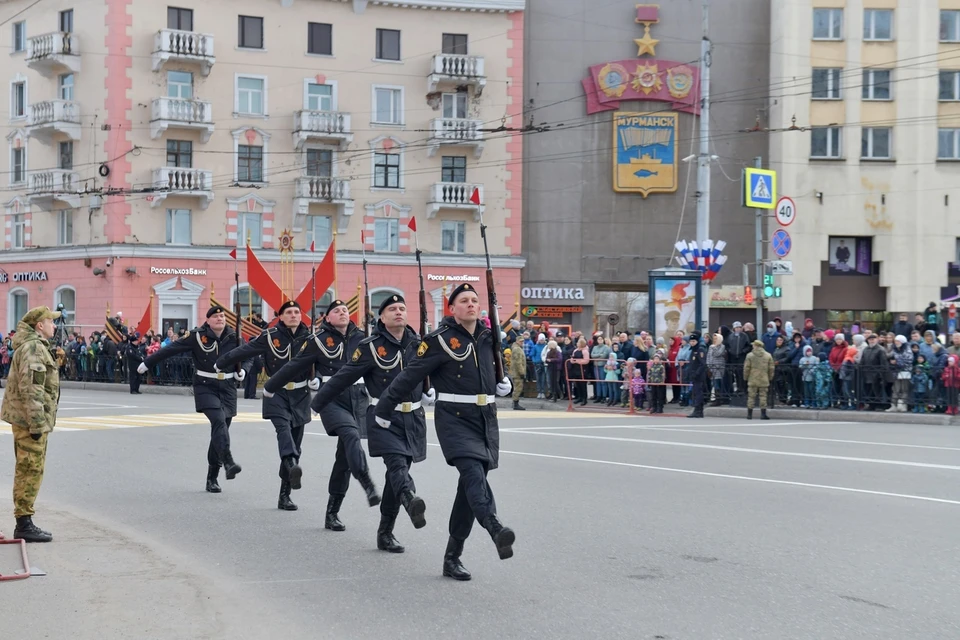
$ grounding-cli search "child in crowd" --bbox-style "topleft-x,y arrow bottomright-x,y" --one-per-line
604,353 -> 620,406
911,354 -> 930,413
839,346 -> 858,410
942,355 -> 960,415
619,358 -> 636,407
814,351 -> 833,409
630,367 -> 646,410
647,352 -> 666,413
798,345 -> 818,409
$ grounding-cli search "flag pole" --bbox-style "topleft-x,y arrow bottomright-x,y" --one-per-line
311,241 -> 317,327
332,230 -> 338,299
361,230 -> 370,337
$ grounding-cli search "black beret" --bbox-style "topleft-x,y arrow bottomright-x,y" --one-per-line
378,294 -> 405,315
277,300 -> 301,314
687,332 -> 701,342
206,305 -> 226,318
325,299 -> 348,316
448,282 -> 477,307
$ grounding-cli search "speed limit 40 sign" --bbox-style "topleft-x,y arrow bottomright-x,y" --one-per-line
775,197 -> 796,226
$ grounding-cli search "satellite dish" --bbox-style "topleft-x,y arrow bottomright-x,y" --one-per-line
607,313 -> 619,326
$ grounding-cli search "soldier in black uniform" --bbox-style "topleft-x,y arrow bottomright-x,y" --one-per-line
311,294 -> 429,553
139,306 -> 246,492
216,300 -> 315,511
375,283 -> 515,581
126,333 -> 146,394
686,332 -> 707,418
264,298 -> 380,530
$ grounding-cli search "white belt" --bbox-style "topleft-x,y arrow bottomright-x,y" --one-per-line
368,397 -> 422,413
197,370 -> 235,380
321,376 -> 364,385
436,392 -> 496,406
282,381 -> 308,390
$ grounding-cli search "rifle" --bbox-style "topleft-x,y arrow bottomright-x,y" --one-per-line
233,261 -> 242,374
361,230 -> 371,337
413,236 -> 431,395
310,261 -> 316,380
478,208 -> 505,381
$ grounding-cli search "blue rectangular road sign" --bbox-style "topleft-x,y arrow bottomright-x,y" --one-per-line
744,168 -> 776,209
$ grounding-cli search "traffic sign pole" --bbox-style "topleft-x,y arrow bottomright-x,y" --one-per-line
753,157 -> 765,330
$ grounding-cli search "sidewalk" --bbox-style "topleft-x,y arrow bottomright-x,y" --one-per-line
703,405 -> 960,425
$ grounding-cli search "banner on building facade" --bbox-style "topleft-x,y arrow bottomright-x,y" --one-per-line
613,111 -> 678,196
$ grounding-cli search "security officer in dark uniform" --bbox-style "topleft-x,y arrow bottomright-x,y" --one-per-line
139,305 -> 246,492
311,294 -> 429,553
126,332 -> 146,394
375,283 -> 515,581
686,332 -> 707,418
265,298 -> 380,530
216,300 -> 315,511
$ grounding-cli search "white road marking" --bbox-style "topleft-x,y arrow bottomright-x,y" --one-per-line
424,444 -> 960,506
503,421 -> 853,432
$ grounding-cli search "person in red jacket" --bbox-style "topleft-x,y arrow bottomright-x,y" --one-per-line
666,331 -> 684,404
827,333 -> 848,407
942,355 -> 960,415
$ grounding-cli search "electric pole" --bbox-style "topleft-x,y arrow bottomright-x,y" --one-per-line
696,0 -> 712,334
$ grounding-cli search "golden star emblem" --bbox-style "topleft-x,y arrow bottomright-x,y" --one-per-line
634,23 -> 659,57
632,62 -> 662,95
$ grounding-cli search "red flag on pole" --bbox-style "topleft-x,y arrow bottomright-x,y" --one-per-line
309,240 -> 315,253
246,245 -> 286,311
229,248 -> 237,260
407,216 -> 417,232
469,188 -> 481,205
294,237 -> 336,317
361,230 -> 365,244
135,297 -> 152,336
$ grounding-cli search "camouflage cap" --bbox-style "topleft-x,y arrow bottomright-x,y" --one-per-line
21,305 -> 61,326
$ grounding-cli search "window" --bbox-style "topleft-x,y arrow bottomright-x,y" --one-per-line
167,71 -> 193,99
238,145 -> 263,182
940,71 -> 960,101
441,220 -> 466,253
238,212 -> 262,248
938,129 -> 960,160
238,16 -> 264,49
811,68 -> 841,100
12,22 -> 25,53
442,92 -> 467,119
813,8 -> 842,40
442,33 -> 468,55
306,83 -> 333,111
11,291 -> 28,326
58,141 -> 73,170
57,210 -> 74,246
12,214 -> 25,249
167,7 -> 193,31
861,127 -> 892,160
312,290 -> 334,321
59,9 -> 73,33
165,209 -> 191,245
374,152 -> 399,188
376,28 -> 400,61
810,127 -> 842,159
373,87 -> 402,124
11,148 -> 25,184
55,287 -> 75,322
374,219 -> 398,252
371,289 -> 402,311
166,140 -> 192,168
441,156 -> 466,183
308,22 -> 332,55
863,9 -> 892,41
236,286 -> 263,320
306,149 -> 332,177
237,76 -> 265,115
307,215 -> 332,249
862,69 -> 891,100
58,74 -> 74,101
11,82 -> 25,118
942,10 -> 960,42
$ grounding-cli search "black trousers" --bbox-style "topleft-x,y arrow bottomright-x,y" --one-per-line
449,457 -> 497,542
129,371 -> 141,393
244,364 -> 260,399
202,408 -> 233,467
270,418 -> 304,479
328,425 -> 369,496
380,453 -> 415,518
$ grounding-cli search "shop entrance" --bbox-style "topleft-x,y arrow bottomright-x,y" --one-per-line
161,303 -> 192,334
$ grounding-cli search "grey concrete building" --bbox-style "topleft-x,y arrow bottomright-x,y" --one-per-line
522,0 -> 770,333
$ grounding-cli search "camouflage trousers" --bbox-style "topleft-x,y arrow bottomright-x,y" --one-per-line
746,385 -> 770,410
12,425 -> 48,518
510,374 -> 524,401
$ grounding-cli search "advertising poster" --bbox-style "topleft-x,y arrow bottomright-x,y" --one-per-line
829,237 -> 872,276
649,273 -> 700,343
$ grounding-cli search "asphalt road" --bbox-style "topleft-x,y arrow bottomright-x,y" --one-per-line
1,389 -> 958,639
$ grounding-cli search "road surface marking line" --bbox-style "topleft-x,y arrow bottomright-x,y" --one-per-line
500,421 -> 852,432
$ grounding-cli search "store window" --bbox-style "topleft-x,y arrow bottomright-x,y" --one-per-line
55,287 -> 76,324
825,311 -> 893,334
10,289 -> 28,329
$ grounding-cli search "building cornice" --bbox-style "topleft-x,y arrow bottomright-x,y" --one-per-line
315,0 -> 522,13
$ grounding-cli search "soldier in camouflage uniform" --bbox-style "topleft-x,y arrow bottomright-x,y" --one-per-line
2,306 -> 62,542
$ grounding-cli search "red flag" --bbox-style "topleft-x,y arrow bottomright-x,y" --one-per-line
309,240 -> 315,252
229,248 -> 237,260
135,298 -> 152,336
294,237 -> 336,324
407,216 -> 417,232
469,188 -> 481,205
246,245 -> 285,311
361,230 -> 365,244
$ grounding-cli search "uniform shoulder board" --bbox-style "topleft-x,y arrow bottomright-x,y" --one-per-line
359,335 -> 378,346
423,325 -> 448,340
265,326 -> 278,334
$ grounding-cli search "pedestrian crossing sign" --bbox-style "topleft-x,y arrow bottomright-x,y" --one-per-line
744,168 -> 776,209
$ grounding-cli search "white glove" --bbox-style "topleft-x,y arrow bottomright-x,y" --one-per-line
263,389 -> 274,398
375,415 -> 391,429
137,362 -> 148,375
422,388 -> 436,404
236,369 -> 246,382
496,377 -> 512,397
214,363 -> 221,373
308,377 -> 320,390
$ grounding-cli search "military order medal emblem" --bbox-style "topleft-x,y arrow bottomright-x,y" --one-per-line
352,348 -> 361,362
272,338 -> 281,348
449,337 -> 461,350
632,62 -> 662,95
597,62 -> 630,98
201,336 -> 208,344
666,65 -> 694,99
417,342 -> 429,357
325,336 -> 335,348
377,346 -> 388,358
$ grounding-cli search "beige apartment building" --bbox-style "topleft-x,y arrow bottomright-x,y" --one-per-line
768,0 -> 960,331
0,0 -> 524,333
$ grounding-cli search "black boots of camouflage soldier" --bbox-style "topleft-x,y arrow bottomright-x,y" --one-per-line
325,494 -> 346,531
400,490 -> 426,529
14,516 -> 52,543
442,537 -> 471,581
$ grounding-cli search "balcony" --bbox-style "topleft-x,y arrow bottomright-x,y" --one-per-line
293,177 -> 354,233
292,111 -> 353,150
152,29 -> 215,76
27,170 -> 81,208
150,97 -> 214,142
26,32 -> 81,76
27,100 -> 81,142
428,54 -> 486,95
427,182 -> 483,220
427,117 -> 485,158
151,167 -> 214,210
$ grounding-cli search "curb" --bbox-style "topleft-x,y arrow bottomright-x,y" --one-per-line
703,405 -> 960,426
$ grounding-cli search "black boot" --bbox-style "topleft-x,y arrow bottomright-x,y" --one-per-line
442,537 -> 471,581
222,451 -> 242,480
325,494 -> 346,531
400,489 -> 427,529
358,471 -> 381,507
512,400 -> 526,411
688,405 -> 704,419
747,408 -> 753,420
282,456 -> 302,490
482,514 -> 515,560
278,481 -> 298,511
206,465 -> 222,493
761,408 -> 770,420
14,516 -> 52,543
376,514 -> 405,553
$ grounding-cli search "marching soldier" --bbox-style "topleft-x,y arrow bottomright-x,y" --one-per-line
311,294 -> 429,553
264,299 -> 380,530
216,300 -> 315,511
375,283 -> 515,581
138,306 -> 247,492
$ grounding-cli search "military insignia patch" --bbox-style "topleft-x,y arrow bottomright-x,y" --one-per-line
201,336 -> 209,344
377,346 -> 388,358
300,341 -> 308,353
449,337 -> 461,350
352,348 -> 361,362
326,337 -> 335,348
272,338 -> 281,348
417,342 -> 429,357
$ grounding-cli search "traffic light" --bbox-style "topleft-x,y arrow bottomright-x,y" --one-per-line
743,286 -> 754,305
763,275 -> 782,298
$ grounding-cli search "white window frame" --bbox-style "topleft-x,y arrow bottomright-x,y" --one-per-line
8,288 -> 29,330
231,127 -> 271,183
862,69 -> 892,101
230,283 -> 269,319
813,8 -> 843,41
12,22 -> 26,53
942,10 -> 960,43
373,218 -> 399,252
861,127 -> 892,160
940,71 -> 960,102
811,68 -> 841,100
234,73 -> 268,118
167,71 -> 194,99
57,209 -> 74,245
58,73 -> 74,101
938,129 -> 960,160
10,145 -> 26,185
368,136 -> 405,192
11,213 -> 25,249
306,215 -> 333,248
440,220 -> 466,253
53,285 -> 76,323
863,9 -> 893,41
237,211 -> 263,248
441,92 -> 468,119
810,126 -> 842,159
11,79 -> 26,120
165,208 -> 192,245
302,78 -> 337,111
371,85 -> 404,125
